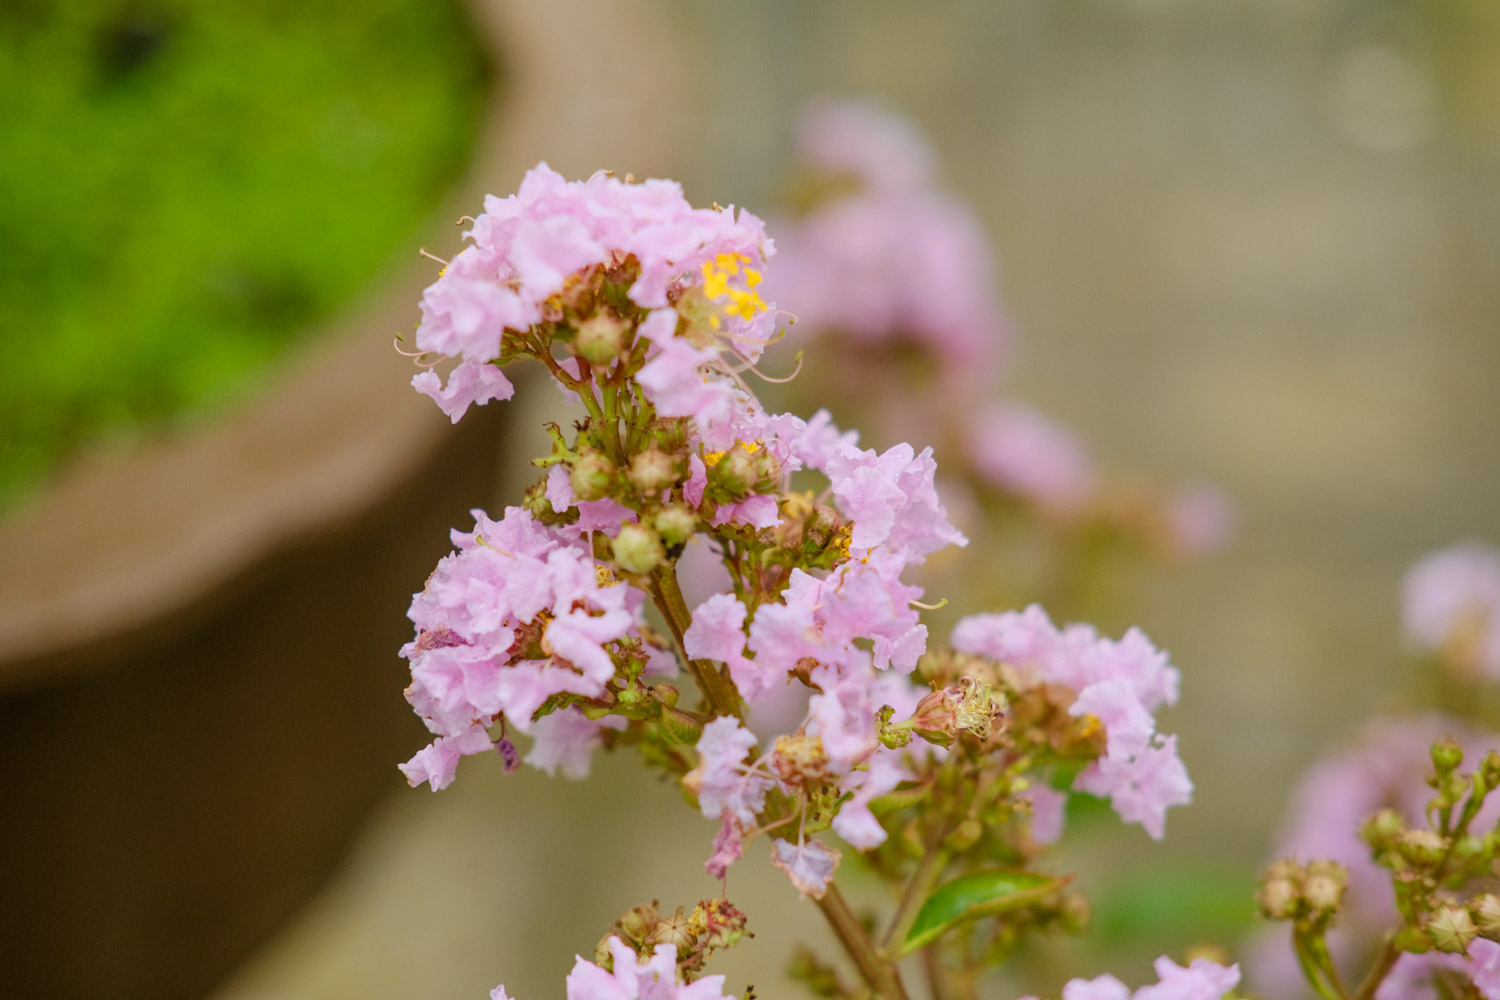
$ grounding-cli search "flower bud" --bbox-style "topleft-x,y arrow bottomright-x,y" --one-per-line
1483,750 -> 1500,788
628,449 -> 678,498
654,506 -> 697,547
1398,829 -> 1448,869
1426,905 -> 1478,954
571,452 -> 616,501
619,903 -> 660,945
752,449 -> 783,494
1361,808 -> 1406,851
612,523 -> 665,575
575,313 -> 630,365
1302,860 -> 1348,915
522,478 -> 558,521
649,912 -> 695,956
650,418 -> 690,455
714,445 -> 759,499
944,815 -> 983,853
1432,737 -> 1465,776
1256,862 -> 1302,921
1473,894 -> 1500,939
905,687 -> 960,748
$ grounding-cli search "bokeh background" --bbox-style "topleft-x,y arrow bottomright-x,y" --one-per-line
3,1 -> 1499,998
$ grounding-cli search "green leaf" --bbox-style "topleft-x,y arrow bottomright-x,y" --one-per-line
900,869 -> 1063,956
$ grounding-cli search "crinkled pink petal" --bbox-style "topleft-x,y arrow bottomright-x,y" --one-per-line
1136,957 -> 1240,1000
398,725 -> 494,791
770,838 -> 841,898
832,751 -> 906,849
1061,974 -> 1131,1000
709,494 -> 783,530
525,708 -> 626,780
1071,679 -> 1156,760
705,815 -> 743,879
1074,735 -> 1193,840
412,359 -> 515,423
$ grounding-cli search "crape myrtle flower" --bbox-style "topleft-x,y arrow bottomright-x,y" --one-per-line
1402,542 -> 1500,679
967,402 -> 1096,520
547,936 -> 735,1000
411,163 -> 776,419
1041,957 -> 1239,1000
397,507 -> 653,789
951,605 -> 1190,839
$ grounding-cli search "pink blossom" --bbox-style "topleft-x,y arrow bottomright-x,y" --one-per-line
709,494 -> 783,532
1071,679 -> 1156,759
770,838 -> 841,898
967,402 -> 1095,517
705,815 -> 743,880
1022,784 -> 1068,846
635,331 -> 744,432
796,98 -> 936,194
686,718 -> 774,827
684,594 -> 779,701
1470,940 -> 1500,1000
398,725 -> 494,791
1061,975 -> 1131,1000
414,162 -> 774,381
1133,957 -> 1240,1000
1163,483 -> 1236,558
824,440 -> 967,563
831,751 -> 907,849
1073,736 -> 1193,841
1402,542 -> 1500,677
524,708 -> 626,780
565,937 -> 733,1000
411,359 -> 515,422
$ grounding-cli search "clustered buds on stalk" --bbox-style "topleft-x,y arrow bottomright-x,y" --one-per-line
394,163 -> 1205,1000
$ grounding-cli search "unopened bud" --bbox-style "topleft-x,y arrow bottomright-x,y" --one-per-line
649,912 -> 695,956
628,449 -> 678,498
612,523 -> 665,575
752,450 -> 783,493
571,452 -> 616,501
944,815 -> 982,853
1361,808 -> 1406,851
1432,737 -> 1465,776
650,418 -> 690,455
1256,875 -> 1301,921
619,903 -> 659,944
1483,750 -> 1500,787
1058,892 -> 1090,935
1302,860 -> 1347,914
1426,905 -> 1478,954
1398,829 -> 1448,869
1473,894 -> 1500,939
575,313 -> 630,365
654,506 -> 697,547
594,935 -> 616,970
714,446 -> 758,499
906,688 -> 960,748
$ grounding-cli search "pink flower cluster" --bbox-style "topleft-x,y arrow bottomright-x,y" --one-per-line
951,605 -> 1191,839
1036,956 -> 1239,1000
1403,542 -> 1500,678
491,937 -> 735,1000
411,163 -> 776,419
768,100 -> 1006,383
398,507 -> 667,790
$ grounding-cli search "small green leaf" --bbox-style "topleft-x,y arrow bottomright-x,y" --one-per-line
868,781 -> 934,816
900,869 -> 1063,956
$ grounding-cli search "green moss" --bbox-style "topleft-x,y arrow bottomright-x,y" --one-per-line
0,0 -> 490,508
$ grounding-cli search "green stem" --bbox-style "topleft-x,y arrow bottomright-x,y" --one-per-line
815,883 -> 910,1000
1353,938 -> 1401,1000
649,564 -> 742,720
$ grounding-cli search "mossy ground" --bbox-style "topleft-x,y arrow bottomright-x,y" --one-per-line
0,0 -> 490,508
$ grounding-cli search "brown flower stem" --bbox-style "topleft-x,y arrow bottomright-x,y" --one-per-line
815,883 -> 910,1000
1353,938 -> 1401,1000
649,564 -> 743,719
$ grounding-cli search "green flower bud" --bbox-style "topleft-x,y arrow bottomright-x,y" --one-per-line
618,903 -> 660,945
1361,808 -> 1406,851
649,912 -> 695,956
944,815 -> 983,853
752,449 -> 783,493
650,417 -> 690,455
612,523 -> 665,575
1432,737 -> 1465,776
653,683 -> 680,709
575,313 -> 630,365
1257,859 -> 1304,920
1398,829 -> 1448,869
628,449 -> 679,498
715,445 -> 758,499
1426,905 -> 1477,954
571,452 -> 616,501
1483,750 -> 1500,787
1472,893 -> 1500,939
522,478 -> 557,521
654,506 -> 697,547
